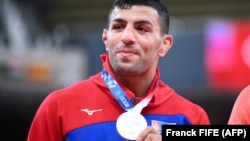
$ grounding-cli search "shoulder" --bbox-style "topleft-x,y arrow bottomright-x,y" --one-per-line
228,84 -> 250,124
156,81 -> 210,124
157,81 -> 204,110
232,84 -> 250,111
237,85 -> 250,101
231,84 -> 250,110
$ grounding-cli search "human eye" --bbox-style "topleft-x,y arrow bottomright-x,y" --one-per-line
112,24 -> 124,31
136,25 -> 150,33
136,22 -> 152,33
137,27 -> 148,32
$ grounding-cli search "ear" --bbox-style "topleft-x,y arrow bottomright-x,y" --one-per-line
102,28 -> 108,51
158,34 -> 173,57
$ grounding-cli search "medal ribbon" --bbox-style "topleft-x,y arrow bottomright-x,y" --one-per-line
102,69 -> 156,113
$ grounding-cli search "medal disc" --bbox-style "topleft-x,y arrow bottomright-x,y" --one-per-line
116,112 -> 147,140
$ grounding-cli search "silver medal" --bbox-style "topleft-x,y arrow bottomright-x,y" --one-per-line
116,111 -> 147,140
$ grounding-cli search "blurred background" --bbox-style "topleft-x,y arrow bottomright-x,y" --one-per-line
0,0 -> 250,140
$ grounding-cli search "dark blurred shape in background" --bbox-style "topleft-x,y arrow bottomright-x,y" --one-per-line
0,0 -> 250,140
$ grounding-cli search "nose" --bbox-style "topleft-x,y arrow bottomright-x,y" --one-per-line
121,26 -> 135,44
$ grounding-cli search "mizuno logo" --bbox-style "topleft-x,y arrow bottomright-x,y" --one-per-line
80,108 -> 103,116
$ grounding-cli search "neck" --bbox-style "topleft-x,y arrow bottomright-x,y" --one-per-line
116,72 -> 155,97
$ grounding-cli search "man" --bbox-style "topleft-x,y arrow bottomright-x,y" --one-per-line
27,0 -> 210,141
228,84 -> 250,124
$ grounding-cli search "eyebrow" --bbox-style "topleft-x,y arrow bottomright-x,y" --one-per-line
111,18 -> 125,23
111,18 -> 153,26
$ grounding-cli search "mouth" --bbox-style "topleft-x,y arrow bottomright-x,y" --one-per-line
117,49 -> 138,57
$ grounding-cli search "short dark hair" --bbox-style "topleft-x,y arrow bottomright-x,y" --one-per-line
107,0 -> 170,34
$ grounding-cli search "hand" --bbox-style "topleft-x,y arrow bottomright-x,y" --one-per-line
136,126 -> 162,141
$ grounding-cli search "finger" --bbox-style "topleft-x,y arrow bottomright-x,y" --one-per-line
136,127 -> 159,141
144,133 -> 162,141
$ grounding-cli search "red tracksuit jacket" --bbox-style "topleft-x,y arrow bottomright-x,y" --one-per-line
27,53 -> 210,141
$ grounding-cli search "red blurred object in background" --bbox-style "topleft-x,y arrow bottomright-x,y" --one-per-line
205,20 -> 250,93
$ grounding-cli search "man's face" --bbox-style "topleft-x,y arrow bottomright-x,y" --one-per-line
102,5 -> 172,76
